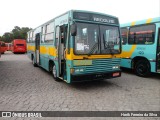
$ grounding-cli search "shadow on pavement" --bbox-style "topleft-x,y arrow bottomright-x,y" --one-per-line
69,79 -> 117,90
121,67 -> 160,80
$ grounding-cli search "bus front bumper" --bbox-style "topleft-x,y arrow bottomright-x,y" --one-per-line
71,70 -> 121,82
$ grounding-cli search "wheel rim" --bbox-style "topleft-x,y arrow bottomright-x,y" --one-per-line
137,63 -> 148,75
52,65 -> 56,77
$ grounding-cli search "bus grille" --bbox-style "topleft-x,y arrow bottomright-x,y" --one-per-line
73,58 -> 121,74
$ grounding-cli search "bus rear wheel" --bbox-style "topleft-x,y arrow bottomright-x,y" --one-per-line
134,60 -> 150,77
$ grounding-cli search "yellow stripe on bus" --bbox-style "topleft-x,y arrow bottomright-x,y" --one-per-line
131,21 -> 136,26
66,48 -> 121,60
120,45 -> 137,58
27,45 -> 56,57
146,18 -> 153,24
40,46 -> 56,56
27,45 -> 122,60
27,45 -> 35,51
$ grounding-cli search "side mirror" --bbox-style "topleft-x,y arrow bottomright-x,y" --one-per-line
71,24 -> 77,36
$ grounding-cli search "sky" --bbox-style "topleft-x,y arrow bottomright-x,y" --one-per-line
0,0 -> 160,36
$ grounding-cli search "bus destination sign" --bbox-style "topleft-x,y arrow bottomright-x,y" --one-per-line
73,12 -> 119,24
93,16 -> 115,23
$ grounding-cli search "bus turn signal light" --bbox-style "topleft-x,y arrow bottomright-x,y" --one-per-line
70,68 -> 75,74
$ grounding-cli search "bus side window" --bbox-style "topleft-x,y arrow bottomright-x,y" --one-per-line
120,28 -> 128,45
129,24 -> 155,45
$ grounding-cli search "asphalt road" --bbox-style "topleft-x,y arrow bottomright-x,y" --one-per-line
0,51 -> 160,120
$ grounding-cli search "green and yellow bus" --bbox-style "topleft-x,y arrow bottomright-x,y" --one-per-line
120,17 -> 160,77
27,10 -> 122,83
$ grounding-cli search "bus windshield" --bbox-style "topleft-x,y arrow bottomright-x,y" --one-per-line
74,22 -> 121,55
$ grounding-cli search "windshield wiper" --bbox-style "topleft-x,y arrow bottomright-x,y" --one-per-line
88,42 -> 98,56
87,34 -> 99,56
103,34 -> 114,55
107,44 -> 114,55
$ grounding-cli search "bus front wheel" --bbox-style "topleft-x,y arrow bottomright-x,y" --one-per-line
32,57 -> 37,67
52,65 -> 59,81
134,60 -> 150,77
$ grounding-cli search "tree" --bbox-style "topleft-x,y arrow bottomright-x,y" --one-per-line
12,26 -> 22,39
21,27 -> 32,40
1,26 -> 32,43
12,26 -> 32,40
2,32 -> 13,43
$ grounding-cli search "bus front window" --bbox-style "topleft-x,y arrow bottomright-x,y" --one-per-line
100,25 -> 121,54
75,22 -> 99,55
74,22 -> 121,55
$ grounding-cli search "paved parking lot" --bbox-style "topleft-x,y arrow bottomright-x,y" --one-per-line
0,51 -> 160,120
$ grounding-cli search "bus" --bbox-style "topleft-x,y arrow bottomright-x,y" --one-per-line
12,39 -> 27,53
0,41 -> 1,57
27,10 -> 122,83
5,43 -> 12,51
0,41 -> 7,54
120,17 -> 160,77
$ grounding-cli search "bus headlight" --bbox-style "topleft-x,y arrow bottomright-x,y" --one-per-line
75,68 -> 84,73
70,68 -> 84,74
112,66 -> 120,69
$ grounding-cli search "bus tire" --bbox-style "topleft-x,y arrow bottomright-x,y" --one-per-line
134,59 -> 150,77
32,57 -> 37,67
52,64 -> 60,81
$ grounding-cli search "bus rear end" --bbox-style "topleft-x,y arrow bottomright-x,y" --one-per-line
0,41 -> 1,57
12,39 -> 26,53
0,41 -> 7,54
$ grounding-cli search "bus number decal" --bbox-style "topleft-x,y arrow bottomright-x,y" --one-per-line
138,51 -> 144,55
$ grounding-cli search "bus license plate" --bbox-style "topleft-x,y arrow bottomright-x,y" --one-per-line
113,72 -> 120,77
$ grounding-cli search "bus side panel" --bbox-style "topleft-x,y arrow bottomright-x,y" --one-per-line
120,45 -> 137,68
40,54 -> 49,71
131,44 -> 157,72
66,60 -> 72,83
121,43 -> 157,73
39,45 -> 56,72
27,44 -> 35,60
39,55 -> 44,67
27,52 -> 32,60
150,62 -> 156,73
120,59 -> 132,68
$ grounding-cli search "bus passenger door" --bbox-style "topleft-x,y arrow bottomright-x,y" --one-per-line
35,33 -> 40,65
157,28 -> 160,72
55,25 -> 67,79
55,26 -> 61,77
61,25 -> 68,80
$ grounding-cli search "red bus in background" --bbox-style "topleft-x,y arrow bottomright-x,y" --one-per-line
0,41 -> 7,54
5,43 -> 12,51
0,42 -> 1,57
12,39 -> 27,54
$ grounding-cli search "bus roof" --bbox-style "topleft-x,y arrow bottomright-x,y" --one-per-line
120,17 -> 160,27
72,10 -> 118,19
28,10 -> 119,33
13,39 -> 25,41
